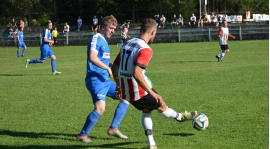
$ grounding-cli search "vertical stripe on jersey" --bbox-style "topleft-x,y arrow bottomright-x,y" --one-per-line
127,78 -> 135,102
120,78 -> 126,100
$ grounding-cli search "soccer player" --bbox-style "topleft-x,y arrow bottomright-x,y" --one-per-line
25,20 -> 61,75
92,15 -> 98,34
17,27 -> 27,57
51,27 -> 59,45
77,16 -> 82,31
76,15 -> 129,143
216,20 -> 235,62
121,23 -> 130,44
111,18 -> 198,149
63,22 -> 70,36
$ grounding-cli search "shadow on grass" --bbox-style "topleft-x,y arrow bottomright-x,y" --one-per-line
0,129 -> 142,149
0,74 -> 24,76
162,132 -> 194,137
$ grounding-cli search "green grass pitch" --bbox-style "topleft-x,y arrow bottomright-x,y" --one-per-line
0,40 -> 268,149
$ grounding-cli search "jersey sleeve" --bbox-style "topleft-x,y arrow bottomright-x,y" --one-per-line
218,28 -> 223,35
136,48 -> 152,68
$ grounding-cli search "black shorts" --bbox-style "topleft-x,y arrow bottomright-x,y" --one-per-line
220,45 -> 229,51
130,89 -> 161,111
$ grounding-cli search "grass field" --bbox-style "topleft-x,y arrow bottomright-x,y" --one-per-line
0,40 -> 268,149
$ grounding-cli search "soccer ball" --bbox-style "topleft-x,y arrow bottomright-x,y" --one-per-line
192,113 -> 209,130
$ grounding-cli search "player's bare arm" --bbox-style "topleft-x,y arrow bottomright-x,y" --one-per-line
89,50 -> 112,77
133,65 -> 163,102
229,34 -> 235,39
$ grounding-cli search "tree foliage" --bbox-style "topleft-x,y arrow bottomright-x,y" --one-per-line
0,0 -> 268,27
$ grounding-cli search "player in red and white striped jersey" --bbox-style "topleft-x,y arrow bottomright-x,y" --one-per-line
216,20 -> 235,62
111,18 -> 198,149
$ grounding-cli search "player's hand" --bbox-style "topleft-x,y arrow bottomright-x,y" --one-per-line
232,36 -> 235,39
149,91 -> 163,104
107,67 -> 113,78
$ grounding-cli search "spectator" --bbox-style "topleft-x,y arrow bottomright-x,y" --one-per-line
63,22 -> 70,36
177,14 -> 184,26
171,14 -> 178,28
159,14 -> 166,28
98,16 -> 103,30
10,18 -> 17,29
188,13 -> 196,26
8,26 -> 13,38
203,13 -> 210,26
77,16 -> 82,31
210,12 -> 216,25
19,19 -> 24,30
92,15 -> 98,34
52,27 -> 59,45
154,14 -> 160,27
198,15 -> 204,28
217,14 -> 222,26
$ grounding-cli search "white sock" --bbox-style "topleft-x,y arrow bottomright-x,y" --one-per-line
142,112 -> 156,146
161,107 -> 183,121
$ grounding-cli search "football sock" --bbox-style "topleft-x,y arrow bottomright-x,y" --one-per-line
142,113 -> 156,146
161,107 -> 178,119
17,50 -> 20,57
79,110 -> 101,136
220,53 -> 225,60
22,48 -> 26,56
51,59 -> 56,72
30,58 -> 42,63
110,101 -> 129,128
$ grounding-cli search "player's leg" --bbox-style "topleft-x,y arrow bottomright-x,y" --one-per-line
77,79 -> 107,142
26,48 -> 47,68
17,43 -> 21,57
49,50 -> 61,75
21,43 -> 26,57
106,81 -> 129,139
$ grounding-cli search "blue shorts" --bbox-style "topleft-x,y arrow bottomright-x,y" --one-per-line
40,46 -> 54,60
85,76 -> 116,104
17,42 -> 26,48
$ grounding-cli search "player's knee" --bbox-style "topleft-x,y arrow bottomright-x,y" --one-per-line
51,55 -> 56,59
145,129 -> 153,136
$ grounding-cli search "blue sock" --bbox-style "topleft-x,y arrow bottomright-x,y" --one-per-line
79,110 -> 101,136
29,58 -> 42,63
110,101 -> 129,128
22,48 -> 26,56
17,50 -> 20,57
51,59 -> 56,72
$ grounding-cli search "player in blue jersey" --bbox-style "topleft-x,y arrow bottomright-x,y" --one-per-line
17,27 -> 27,57
76,15 -> 129,143
25,20 -> 61,75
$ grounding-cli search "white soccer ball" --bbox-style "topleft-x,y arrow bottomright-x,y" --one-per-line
192,113 -> 209,130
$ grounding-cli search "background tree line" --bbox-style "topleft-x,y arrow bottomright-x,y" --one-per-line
0,0 -> 268,28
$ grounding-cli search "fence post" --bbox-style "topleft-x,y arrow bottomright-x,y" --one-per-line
66,32 -> 69,45
40,33 -> 42,45
239,26 -> 242,40
208,28 -> 211,41
178,28 -> 181,42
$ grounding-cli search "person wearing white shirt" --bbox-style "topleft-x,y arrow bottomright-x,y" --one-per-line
189,13 -> 196,26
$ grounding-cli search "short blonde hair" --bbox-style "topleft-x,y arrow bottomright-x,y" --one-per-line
100,15 -> 118,28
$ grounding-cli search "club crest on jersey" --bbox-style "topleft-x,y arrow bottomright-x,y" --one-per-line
103,53 -> 110,58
